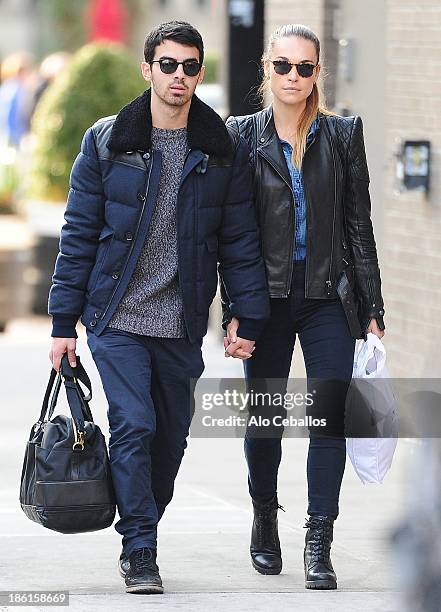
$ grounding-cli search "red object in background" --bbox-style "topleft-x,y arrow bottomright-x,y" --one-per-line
87,0 -> 128,43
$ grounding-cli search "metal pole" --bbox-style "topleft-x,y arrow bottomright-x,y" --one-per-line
227,0 -> 264,116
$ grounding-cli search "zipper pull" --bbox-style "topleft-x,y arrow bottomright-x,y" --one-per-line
325,280 -> 332,296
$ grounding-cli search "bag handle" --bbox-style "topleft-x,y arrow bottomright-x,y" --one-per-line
59,354 -> 94,435
51,354 -> 93,419
35,354 -> 94,433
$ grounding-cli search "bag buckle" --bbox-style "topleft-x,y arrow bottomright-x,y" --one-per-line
72,430 -> 85,451
72,418 -> 85,451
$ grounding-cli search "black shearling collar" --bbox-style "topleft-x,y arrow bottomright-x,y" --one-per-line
107,88 -> 232,156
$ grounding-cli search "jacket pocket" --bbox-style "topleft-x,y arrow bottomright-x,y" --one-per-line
197,236 -> 219,315
87,228 -> 114,294
205,235 -> 218,253
98,227 -> 114,241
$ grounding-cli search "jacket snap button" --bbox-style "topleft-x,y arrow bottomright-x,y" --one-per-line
112,272 -> 119,280
379,309 -> 384,316
90,320 -> 97,327
125,232 -> 133,241
94,311 -> 101,318
143,152 -> 150,160
137,193 -> 146,202
260,137 -> 265,143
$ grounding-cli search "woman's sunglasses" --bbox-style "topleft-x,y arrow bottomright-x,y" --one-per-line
270,60 -> 317,78
150,58 -> 201,77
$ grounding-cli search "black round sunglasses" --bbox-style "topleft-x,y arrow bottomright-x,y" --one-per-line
150,58 -> 201,77
270,60 -> 317,78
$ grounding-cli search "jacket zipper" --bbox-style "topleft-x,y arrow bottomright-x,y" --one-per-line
366,274 -> 377,324
100,153 -> 153,322
177,148 -> 195,335
258,149 -> 295,297
325,118 -> 377,323
325,125 -> 337,297
302,135 -> 316,297
258,126 -> 319,298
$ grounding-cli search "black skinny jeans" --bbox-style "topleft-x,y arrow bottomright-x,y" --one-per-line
243,260 -> 355,519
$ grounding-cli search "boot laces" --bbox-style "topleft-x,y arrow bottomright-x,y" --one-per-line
132,547 -> 156,573
304,517 -> 333,563
256,503 -> 285,546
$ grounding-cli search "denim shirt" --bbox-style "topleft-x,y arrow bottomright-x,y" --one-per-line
279,117 -> 319,261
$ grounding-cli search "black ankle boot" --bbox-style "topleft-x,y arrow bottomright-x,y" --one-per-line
250,496 -> 284,575
125,547 -> 164,594
303,515 -> 337,589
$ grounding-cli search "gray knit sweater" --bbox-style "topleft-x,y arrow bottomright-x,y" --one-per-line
107,126 -> 188,337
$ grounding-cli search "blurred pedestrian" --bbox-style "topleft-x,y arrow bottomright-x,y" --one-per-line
223,23 -> 386,590
0,52 -> 33,147
27,52 -> 72,122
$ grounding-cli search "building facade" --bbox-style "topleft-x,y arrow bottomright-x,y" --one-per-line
1,0 -> 439,376
381,0 -> 441,376
267,0 -> 441,377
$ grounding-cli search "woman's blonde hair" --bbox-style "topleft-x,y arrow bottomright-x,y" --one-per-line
258,24 -> 333,168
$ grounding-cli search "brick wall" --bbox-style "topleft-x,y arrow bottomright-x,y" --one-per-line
264,0 -> 325,41
382,0 -> 441,376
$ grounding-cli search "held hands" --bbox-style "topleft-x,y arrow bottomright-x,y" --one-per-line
49,338 -> 77,372
224,317 -> 256,360
367,318 -> 385,339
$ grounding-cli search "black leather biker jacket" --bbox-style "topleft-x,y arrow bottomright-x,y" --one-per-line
222,106 -> 385,339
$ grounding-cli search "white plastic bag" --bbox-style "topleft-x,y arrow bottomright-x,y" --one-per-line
345,333 -> 398,484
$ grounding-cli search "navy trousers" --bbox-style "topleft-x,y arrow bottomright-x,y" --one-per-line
86,327 -> 204,557
244,260 -> 356,519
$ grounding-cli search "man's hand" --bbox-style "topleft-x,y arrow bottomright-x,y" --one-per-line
367,318 -> 385,339
224,317 -> 255,359
49,338 -> 77,372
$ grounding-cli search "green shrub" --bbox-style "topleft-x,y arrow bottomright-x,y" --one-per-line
203,53 -> 219,84
30,42 -> 145,201
0,147 -> 19,214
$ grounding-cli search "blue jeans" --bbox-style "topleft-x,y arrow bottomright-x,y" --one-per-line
86,327 -> 204,557
243,260 -> 355,519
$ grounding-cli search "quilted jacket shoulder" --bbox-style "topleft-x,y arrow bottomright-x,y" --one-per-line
325,114 -> 370,182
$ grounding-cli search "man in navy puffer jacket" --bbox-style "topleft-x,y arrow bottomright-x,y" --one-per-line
48,21 -> 269,594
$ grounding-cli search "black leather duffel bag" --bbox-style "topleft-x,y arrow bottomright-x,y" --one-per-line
20,353 -> 116,533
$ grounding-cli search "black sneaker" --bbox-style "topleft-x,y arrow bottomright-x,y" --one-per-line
118,550 -> 130,578
125,547 -> 164,594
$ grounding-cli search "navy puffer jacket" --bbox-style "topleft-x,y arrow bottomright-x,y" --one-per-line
48,89 -> 270,342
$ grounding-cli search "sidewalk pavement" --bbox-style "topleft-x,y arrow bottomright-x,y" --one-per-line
0,316 -> 411,611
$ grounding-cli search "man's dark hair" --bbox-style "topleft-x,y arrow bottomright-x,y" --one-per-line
144,21 -> 204,65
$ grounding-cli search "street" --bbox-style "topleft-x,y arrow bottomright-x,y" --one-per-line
0,316 -> 411,611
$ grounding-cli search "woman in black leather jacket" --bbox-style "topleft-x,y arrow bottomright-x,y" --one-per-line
222,23 -> 385,590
